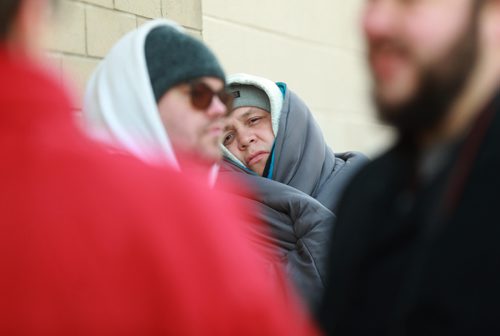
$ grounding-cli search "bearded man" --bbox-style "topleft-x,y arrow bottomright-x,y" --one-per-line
318,0 -> 500,334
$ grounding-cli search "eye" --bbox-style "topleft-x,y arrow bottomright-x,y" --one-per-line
223,132 -> 234,146
248,117 -> 260,125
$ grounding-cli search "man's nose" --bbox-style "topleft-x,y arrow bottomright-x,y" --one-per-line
206,96 -> 227,118
363,0 -> 399,43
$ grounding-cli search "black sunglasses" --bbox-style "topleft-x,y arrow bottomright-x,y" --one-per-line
187,81 -> 234,112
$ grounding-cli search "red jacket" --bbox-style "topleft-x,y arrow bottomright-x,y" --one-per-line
0,51 -> 316,335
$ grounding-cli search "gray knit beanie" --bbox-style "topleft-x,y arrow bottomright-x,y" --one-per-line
145,25 -> 226,102
229,84 -> 271,113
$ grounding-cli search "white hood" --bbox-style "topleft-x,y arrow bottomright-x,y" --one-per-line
83,19 -> 182,169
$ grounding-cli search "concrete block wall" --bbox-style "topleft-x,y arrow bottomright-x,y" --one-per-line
202,0 -> 394,156
45,0 -> 203,109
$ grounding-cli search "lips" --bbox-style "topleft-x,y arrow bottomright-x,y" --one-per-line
207,124 -> 223,137
369,44 -> 410,82
246,151 -> 269,166
208,127 -> 222,136
371,53 -> 402,80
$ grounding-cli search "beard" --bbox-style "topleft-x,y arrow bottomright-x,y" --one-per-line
372,11 -> 480,144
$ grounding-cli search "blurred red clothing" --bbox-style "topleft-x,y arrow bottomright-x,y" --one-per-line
0,50 -> 316,335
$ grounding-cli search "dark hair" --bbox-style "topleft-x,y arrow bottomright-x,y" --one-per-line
0,0 -> 22,41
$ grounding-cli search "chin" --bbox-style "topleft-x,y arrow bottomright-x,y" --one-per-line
376,88 -> 415,115
378,83 -> 410,103
376,69 -> 417,98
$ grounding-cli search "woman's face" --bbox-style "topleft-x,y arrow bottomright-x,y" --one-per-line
223,106 -> 275,175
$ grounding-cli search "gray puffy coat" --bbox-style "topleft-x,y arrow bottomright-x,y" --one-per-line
220,75 -> 368,310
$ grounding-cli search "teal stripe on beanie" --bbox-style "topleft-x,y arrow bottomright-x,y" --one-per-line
145,26 -> 226,102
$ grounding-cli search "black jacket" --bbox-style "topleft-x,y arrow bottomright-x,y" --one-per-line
319,91 -> 500,335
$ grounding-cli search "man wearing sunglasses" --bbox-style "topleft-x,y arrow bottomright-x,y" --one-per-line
84,20 -> 232,181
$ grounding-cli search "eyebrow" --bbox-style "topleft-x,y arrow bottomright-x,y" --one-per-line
238,110 -> 253,121
186,79 -> 223,92
239,107 -> 265,120
224,108 -> 259,132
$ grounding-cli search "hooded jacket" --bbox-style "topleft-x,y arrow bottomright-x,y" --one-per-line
83,20 -> 180,167
82,19 -> 220,184
220,73 -> 368,310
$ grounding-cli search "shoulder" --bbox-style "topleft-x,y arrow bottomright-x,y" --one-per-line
331,151 -> 370,180
340,148 -> 399,203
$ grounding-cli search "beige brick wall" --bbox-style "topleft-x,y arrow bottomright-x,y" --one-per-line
202,0 -> 394,156
46,0 -> 392,155
45,0 -> 203,109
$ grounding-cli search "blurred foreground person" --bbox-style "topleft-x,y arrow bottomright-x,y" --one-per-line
221,73 -> 367,310
0,0 -> 316,334
319,0 -> 500,334
83,19 -> 233,185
